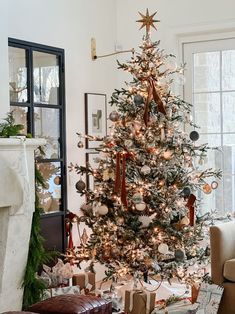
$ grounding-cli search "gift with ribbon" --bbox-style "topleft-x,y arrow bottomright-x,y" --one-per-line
39,259 -> 74,288
72,272 -> 96,294
42,285 -> 80,300
124,289 -> 156,314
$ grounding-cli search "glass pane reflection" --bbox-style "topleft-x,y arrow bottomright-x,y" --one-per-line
37,162 -> 61,213
33,51 -> 59,105
34,107 -> 60,159
194,51 -> 220,93
9,47 -> 28,103
10,106 -> 28,134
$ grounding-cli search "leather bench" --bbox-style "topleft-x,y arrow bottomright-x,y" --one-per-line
28,294 -> 112,314
1,312 -> 38,314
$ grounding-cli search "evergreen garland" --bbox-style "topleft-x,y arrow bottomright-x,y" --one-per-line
22,167 -> 55,309
0,111 -> 24,137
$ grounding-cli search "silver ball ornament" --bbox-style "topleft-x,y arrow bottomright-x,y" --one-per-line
134,95 -> 144,106
141,165 -> 151,175
132,193 -> 143,204
158,243 -> 169,254
182,186 -> 191,197
109,111 -> 120,122
175,249 -> 186,262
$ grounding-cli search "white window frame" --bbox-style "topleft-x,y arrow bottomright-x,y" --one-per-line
181,33 -> 235,214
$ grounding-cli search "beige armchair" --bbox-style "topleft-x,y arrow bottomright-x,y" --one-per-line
210,221 -> 235,314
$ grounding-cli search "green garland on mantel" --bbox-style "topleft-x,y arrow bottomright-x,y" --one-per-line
0,112 -> 55,309
22,167 -> 56,309
0,112 -> 24,137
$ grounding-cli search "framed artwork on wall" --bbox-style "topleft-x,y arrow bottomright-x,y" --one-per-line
85,93 -> 107,149
86,152 -> 100,189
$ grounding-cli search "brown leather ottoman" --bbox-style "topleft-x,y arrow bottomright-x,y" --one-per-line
1,312 -> 38,314
28,294 -> 112,314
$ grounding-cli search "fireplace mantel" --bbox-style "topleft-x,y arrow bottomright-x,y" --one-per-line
0,137 -> 46,311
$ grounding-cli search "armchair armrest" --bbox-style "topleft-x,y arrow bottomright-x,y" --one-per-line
210,222 -> 235,285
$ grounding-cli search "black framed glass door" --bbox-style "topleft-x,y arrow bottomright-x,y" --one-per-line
8,38 -> 67,252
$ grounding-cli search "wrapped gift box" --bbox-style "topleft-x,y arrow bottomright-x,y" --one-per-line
43,285 -> 80,300
125,289 -> 156,314
152,300 -> 198,314
72,272 -> 96,292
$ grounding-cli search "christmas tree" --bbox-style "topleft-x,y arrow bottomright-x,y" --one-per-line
67,9 -> 221,284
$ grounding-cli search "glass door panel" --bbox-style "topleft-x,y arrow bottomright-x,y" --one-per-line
33,51 -> 59,105
34,107 -> 60,159
8,47 -> 28,103
37,162 -> 61,213
8,38 -> 66,252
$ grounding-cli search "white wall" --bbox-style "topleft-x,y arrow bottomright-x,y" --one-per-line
116,0 -> 235,86
0,0 -> 118,213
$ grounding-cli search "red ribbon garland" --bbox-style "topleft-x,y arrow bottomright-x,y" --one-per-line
66,221 -> 74,249
121,154 -> 128,207
114,152 -> 128,207
143,79 -> 167,126
186,194 -> 196,226
114,152 -> 121,194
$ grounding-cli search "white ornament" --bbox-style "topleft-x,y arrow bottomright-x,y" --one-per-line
94,205 -> 109,216
141,165 -> 151,175
158,243 -> 169,255
136,202 -> 146,211
138,214 -> 155,228
125,139 -> 133,148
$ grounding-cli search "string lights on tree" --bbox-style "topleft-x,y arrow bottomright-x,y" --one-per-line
66,9 -> 221,284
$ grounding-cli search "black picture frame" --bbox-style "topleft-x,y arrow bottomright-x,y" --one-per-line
85,93 -> 107,149
85,151 -> 100,189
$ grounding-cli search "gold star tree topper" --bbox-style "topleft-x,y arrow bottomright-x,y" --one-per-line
136,9 -> 160,35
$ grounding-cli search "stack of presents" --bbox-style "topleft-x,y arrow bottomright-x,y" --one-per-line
30,259 -> 224,314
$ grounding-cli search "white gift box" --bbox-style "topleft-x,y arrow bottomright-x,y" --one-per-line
152,300 -> 198,314
43,285 -> 80,300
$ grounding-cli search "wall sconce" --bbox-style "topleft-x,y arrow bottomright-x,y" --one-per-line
91,38 -> 135,61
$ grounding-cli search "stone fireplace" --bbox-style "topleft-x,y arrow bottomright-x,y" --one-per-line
0,137 -> 45,311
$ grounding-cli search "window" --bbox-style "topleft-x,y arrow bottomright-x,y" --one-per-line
183,38 -> 235,214
8,38 -> 66,251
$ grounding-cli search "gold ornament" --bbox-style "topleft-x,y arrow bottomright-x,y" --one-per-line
103,169 -> 110,181
203,183 -> 212,194
136,9 -> 160,35
180,216 -> 190,226
163,150 -> 172,160
75,179 -> 86,192
77,141 -> 84,148
54,175 -> 61,185
81,228 -> 89,245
